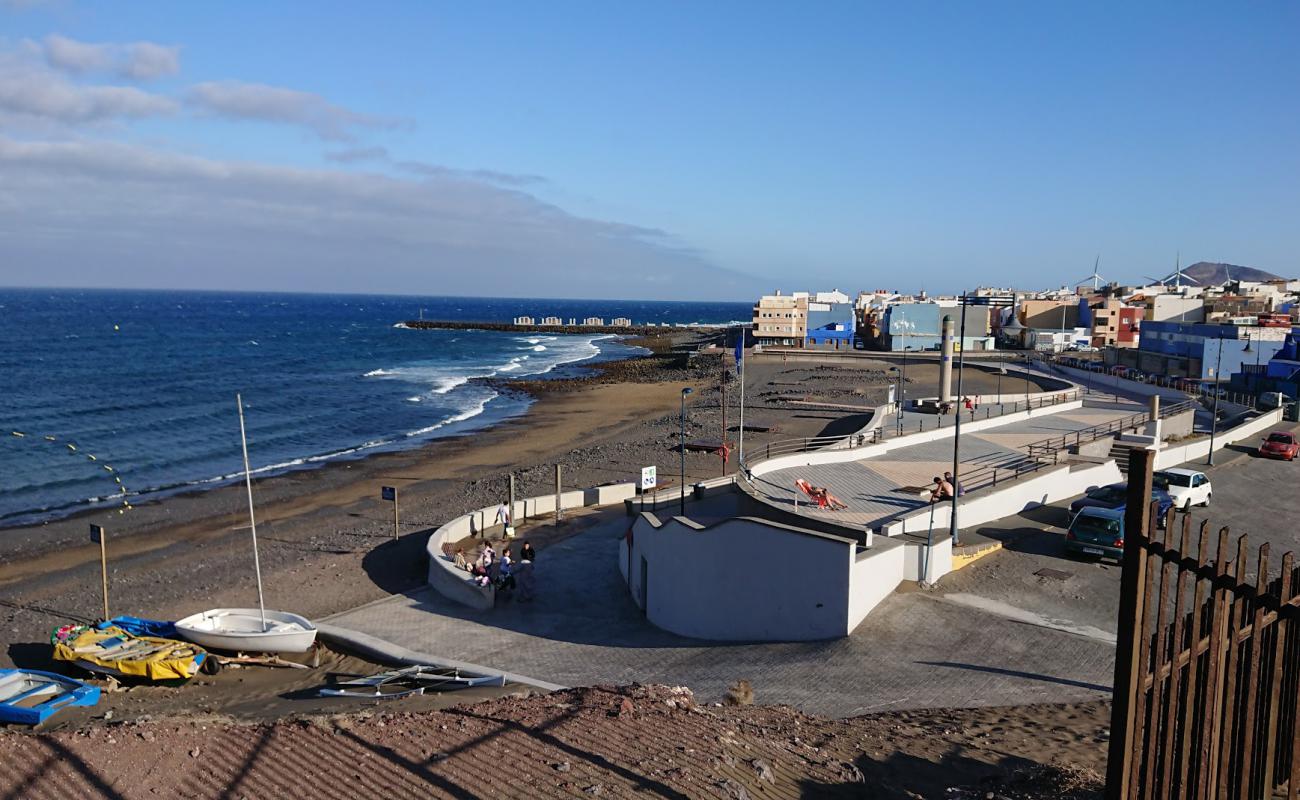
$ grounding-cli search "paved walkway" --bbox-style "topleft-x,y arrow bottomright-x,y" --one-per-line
750,398 -> 1143,530
327,508 -> 1116,718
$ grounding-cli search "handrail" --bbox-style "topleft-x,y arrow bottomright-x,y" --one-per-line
740,385 -> 1084,470
1020,398 -> 1197,464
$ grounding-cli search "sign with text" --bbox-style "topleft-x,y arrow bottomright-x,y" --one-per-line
381,486 -> 396,502
640,466 -> 657,491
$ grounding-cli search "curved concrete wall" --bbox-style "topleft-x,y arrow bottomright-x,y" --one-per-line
427,482 -> 637,609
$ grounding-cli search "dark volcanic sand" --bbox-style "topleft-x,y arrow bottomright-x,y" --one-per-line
0,347 -> 1054,673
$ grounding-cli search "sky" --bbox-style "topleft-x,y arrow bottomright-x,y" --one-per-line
0,1 -> 1297,300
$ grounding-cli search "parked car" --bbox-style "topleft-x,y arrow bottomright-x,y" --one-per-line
1152,468 -> 1211,510
1258,392 -> 1296,411
1069,483 -> 1175,525
1065,506 -> 1126,561
1258,431 -> 1299,461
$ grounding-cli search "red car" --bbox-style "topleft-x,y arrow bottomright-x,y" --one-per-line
1258,431 -> 1299,460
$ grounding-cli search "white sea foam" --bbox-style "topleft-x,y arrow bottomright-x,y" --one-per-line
405,390 -> 498,437
364,368 -> 398,377
393,322 -> 411,329
532,345 -> 547,352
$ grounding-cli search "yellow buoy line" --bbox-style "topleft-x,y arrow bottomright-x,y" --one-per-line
8,430 -> 133,514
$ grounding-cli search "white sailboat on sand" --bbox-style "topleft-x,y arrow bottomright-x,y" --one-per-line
175,394 -> 318,654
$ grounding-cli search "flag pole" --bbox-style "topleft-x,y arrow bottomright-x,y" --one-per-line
736,329 -> 745,467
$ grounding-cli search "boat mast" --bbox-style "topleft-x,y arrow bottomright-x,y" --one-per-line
236,394 -> 268,632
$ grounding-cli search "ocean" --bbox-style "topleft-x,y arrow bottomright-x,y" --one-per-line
0,289 -> 750,525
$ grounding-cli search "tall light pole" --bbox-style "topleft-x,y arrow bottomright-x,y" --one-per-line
679,387 -> 693,515
949,292 -> 968,547
1207,332 -> 1224,465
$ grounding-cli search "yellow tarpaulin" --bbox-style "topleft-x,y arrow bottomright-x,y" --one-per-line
53,626 -> 206,682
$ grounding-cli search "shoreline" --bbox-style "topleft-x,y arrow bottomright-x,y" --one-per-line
0,331 -> 678,535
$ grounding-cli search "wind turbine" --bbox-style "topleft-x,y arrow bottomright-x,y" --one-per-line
1145,252 -> 1199,289
1076,255 -> 1105,290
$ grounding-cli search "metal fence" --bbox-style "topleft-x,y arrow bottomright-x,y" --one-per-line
1025,399 -> 1198,465
1108,448 -> 1300,799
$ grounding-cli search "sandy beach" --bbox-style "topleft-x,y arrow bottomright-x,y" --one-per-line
0,346 -> 1042,670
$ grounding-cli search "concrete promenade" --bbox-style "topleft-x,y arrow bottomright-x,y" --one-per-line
326,507 -> 1116,718
749,397 -> 1143,531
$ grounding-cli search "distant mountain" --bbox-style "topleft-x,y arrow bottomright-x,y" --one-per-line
1182,261 -> 1285,284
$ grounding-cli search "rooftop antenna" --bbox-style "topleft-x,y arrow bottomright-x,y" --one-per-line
1076,255 -> 1105,290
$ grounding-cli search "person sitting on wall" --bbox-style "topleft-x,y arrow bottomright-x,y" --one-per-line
931,476 -> 955,502
453,548 -> 469,571
944,471 -> 964,496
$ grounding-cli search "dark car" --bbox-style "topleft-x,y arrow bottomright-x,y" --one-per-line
1258,431 -> 1299,461
1069,483 -> 1175,525
1066,507 -> 1126,561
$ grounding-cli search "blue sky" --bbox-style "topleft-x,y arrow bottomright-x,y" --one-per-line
1,1 -> 1297,299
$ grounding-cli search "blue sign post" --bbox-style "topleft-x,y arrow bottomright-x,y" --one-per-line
381,486 -> 399,540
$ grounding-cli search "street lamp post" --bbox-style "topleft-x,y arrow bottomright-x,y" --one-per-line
949,292 -> 968,548
1207,333 -> 1225,465
679,387 -> 693,515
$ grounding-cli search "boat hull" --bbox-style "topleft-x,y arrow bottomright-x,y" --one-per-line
174,608 -> 318,654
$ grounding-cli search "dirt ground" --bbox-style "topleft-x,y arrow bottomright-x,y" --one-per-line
4,641 -> 524,732
0,683 -> 1109,799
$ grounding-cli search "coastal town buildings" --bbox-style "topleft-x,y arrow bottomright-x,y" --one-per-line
751,292 -> 809,347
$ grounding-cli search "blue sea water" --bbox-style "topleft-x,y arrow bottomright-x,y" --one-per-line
0,289 -> 750,525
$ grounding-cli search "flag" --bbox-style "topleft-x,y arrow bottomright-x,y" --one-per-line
734,335 -> 744,375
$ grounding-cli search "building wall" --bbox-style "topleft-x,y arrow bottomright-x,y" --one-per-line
1149,295 -> 1206,323
885,302 -> 942,351
1090,300 -> 1142,347
752,294 -> 808,346
1021,299 -> 1079,330
1139,321 -> 1288,381
623,514 -> 857,641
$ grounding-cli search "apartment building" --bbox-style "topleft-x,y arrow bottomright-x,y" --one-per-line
752,292 -> 808,347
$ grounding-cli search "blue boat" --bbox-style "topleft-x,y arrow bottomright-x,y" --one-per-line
0,669 -> 101,725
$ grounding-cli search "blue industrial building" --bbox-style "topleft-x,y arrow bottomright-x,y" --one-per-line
1137,321 -> 1289,382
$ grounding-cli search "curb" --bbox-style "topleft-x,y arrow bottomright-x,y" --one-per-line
950,541 -> 1003,571
315,622 -> 568,693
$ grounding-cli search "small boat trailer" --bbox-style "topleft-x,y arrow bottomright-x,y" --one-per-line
320,665 -> 506,699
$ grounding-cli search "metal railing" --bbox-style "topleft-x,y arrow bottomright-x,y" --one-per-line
1023,399 -> 1197,465
1044,355 -> 1260,408
742,387 -> 1083,470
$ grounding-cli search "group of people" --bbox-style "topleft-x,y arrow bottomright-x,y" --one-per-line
930,471 -> 963,503
453,539 -> 537,601
939,396 -> 981,418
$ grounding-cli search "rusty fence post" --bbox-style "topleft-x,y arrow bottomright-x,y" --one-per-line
1106,447 -> 1155,799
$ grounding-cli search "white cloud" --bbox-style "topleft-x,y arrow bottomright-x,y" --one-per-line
0,136 -> 752,300
42,34 -> 181,80
187,81 -> 404,142
324,146 -> 390,164
0,60 -> 177,122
